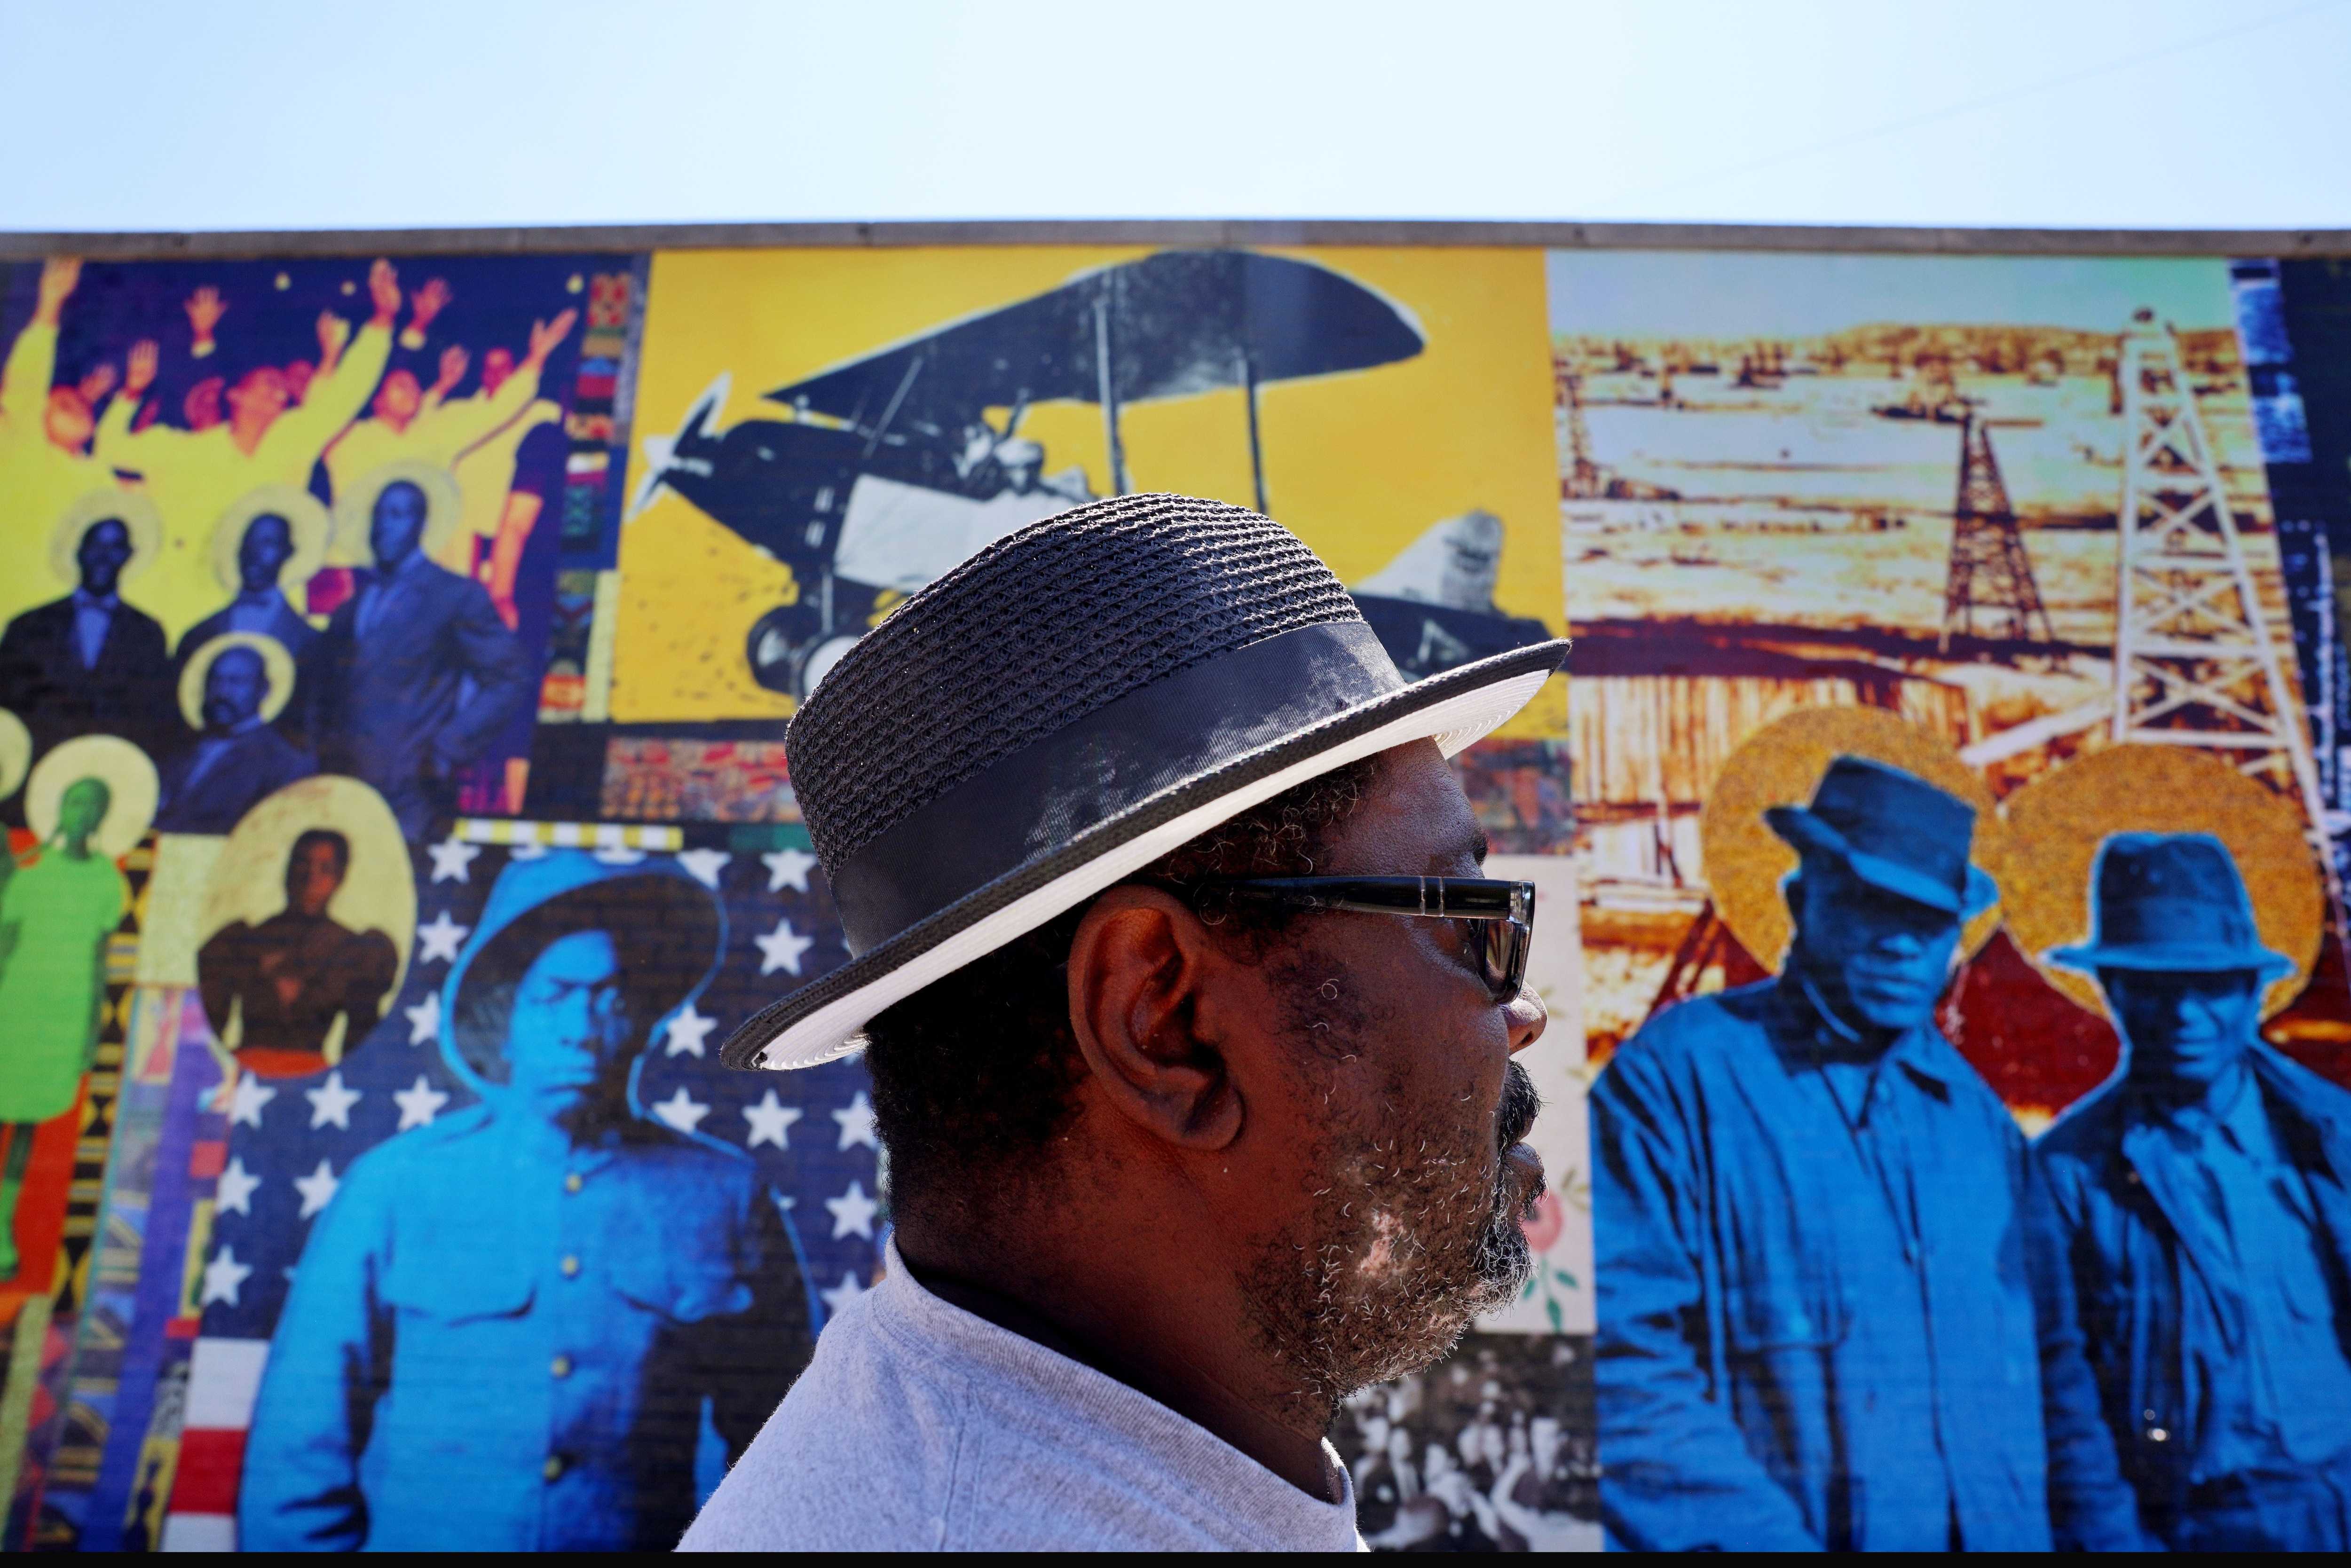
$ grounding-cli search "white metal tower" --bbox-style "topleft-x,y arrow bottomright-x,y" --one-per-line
2111,310 -> 2327,828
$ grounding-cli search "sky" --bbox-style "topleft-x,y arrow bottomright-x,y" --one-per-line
1546,252 -> 2242,338
1,0 -> 2348,234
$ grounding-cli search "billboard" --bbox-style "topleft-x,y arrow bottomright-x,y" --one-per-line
0,222 -> 2346,1552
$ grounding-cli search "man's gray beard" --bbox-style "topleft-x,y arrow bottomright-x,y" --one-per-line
1240,1059 -> 1543,1421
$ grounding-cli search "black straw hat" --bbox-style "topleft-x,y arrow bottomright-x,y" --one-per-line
722,493 -> 1569,1072
1763,754 -> 1998,918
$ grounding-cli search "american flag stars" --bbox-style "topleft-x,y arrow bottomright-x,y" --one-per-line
292,1159 -> 340,1219
394,1075 -> 450,1130
196,834 -> 881,1359
229,1072 -> 276,1129
403,991 -> 442,1045
825,1181 -> 880,1240
741,1090 -> 801,1150
650,1086 -> 711,1135
201,1245 -> 254,1308
675,848 -> 732,889
820,1271 -> 867,1316
416,910 -> 470,963
217,1157 -> 262,1216
305,1072 -> 363,1130
426,836 -> 481,883
761,847 -> 818,894
755,917 -> 814,977
663,1004 -> 718,1058
832,1091 -> 878,1151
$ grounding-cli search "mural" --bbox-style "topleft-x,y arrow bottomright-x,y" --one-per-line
1554,250 -> 2351,1551
4,230 -> 2350,1552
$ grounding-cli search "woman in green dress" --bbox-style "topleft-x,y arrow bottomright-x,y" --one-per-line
0,777 -> 126,1278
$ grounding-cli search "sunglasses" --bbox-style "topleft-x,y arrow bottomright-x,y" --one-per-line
1200,875 -> 1537,1003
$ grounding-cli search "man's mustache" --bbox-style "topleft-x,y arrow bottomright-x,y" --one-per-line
1497,1059 -> 1540,1151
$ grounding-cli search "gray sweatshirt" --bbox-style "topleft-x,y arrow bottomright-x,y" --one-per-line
679,1240 -> 1365,1551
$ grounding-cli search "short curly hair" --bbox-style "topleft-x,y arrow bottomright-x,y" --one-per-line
861,753 -> 1384,1220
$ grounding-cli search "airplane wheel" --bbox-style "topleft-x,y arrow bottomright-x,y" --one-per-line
746,604 -> 821,696
797,636 -> 863,697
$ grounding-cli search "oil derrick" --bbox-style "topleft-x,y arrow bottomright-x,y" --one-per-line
2112,310 -> 2327,827
1559,367 -> 1604,498
1941,407 -> 2054,650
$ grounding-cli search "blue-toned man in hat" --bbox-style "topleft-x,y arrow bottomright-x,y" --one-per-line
2031,832 -> 2351,1551
1593,755 -> 2063,1551
240,851 -> 816,1552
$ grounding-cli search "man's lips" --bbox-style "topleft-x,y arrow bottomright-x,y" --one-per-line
1504,1141 -> 1545,1195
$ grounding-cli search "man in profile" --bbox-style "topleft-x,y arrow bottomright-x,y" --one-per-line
2033,832 -> 2351,1551
0,513 -> 174,761
241,852 -> 813,1551
1592,755 -> 2062,1550
176,509 -> 319,668
196,828 -> 395,1077
156,641 -> 314,835
684,494 -> 1567,1551
308,478 -> 532,837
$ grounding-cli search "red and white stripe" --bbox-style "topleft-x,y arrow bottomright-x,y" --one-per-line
160,1337 -> 268,1552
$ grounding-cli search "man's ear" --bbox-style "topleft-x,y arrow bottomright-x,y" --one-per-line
1065,885 -> 1244,1151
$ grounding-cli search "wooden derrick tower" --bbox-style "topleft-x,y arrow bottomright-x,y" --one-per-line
2111,311 -> 2325,828
1558,366 -> 1604,499
1940,408 -> 2054,650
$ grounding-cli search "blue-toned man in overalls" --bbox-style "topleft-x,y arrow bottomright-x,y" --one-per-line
2032,832 -> 2351,1550
241,851 -> 815,1551
1593,756 -> 2067,1551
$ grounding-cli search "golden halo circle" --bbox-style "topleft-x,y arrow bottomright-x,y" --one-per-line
49,487 -> 164,589
1999,746 -> 2322,1019
208,484 -> 331,596
176,632 -> 298,730
1701,707 -> 2004,970
196,774 -> 415,1064
26,735 -> 160,860
0,710 -> 30,802
332,460 -> 463,567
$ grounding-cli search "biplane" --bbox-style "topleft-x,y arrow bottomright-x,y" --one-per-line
635,247 -> 1552,705
631,247 -> 1546,699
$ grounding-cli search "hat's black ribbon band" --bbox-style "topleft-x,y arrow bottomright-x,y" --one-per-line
827,618 -> 1404,955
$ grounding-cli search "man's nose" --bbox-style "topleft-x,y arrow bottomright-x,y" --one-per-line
552,992 -> 613,1045
1504,988 -> 1547,1055
2175,991 -> 2224,1027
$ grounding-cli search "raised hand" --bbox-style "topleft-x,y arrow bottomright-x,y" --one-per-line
77,363 -> 118,404
316,309 -> 352,365
35,257 -> 82,323
524,307 -> 579,367
367,258 -> 401,328
125,339 -> 160,396
403,276 -> 452,350
412,277 -> 451,330
185,286 -> 228,335
185,286 -> 228,356
433,344 -> 471,396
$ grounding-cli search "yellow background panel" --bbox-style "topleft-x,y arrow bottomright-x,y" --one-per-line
614,245 -> 1562,732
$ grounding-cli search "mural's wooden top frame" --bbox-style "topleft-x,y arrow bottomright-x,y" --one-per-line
2,220 -> 2349,262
